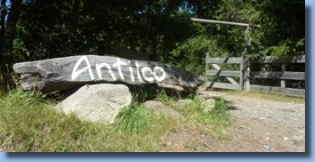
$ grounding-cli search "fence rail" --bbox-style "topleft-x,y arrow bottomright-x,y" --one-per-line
205,54 -> 305,97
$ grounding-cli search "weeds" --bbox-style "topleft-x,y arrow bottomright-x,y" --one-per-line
0,89 -> 231,152
115,104 -> 160,134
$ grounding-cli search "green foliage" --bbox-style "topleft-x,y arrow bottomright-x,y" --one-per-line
115,104 -> 160,134
180,97 -> 230,139
263,38 -> 306,56
168,36 -> 227,75
0,0 -> 305,90
156,93 -> 231,139
156,90 -> 174,105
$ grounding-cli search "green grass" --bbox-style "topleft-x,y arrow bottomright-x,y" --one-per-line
155,91 -> 230,139
221,90 -> 305,104
0,89 -> 230,152
174,96 -> 230,139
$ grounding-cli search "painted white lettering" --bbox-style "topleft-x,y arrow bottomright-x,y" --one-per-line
96,63 -> 117,81
128,61 -> 135,82
141,67 -> 154,82
153,66 -> 166,82
72,56 -> 95,80
135,61 -> 143,82
113,58 -> 127,80
72,56 -> 167,83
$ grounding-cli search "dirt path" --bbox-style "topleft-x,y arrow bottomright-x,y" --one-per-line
163,91 -> 305,152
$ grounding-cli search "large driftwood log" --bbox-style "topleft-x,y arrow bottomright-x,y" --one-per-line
13,55 -> 205,93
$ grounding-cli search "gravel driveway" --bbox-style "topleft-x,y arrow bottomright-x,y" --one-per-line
197,91 -> 305,152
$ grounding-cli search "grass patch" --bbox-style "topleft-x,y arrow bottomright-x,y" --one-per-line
0,89 -> 230,152
115,104 -> 170,135
221,90 -> 305,104
156,90 -> 175,105
0,90 -> 180,152
179,97 -> 230,139
156,93 -> 231,139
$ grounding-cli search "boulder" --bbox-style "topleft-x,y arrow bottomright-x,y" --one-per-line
13,55 -> 205,94
57,83 -> 132,124
144,101 -> 185,120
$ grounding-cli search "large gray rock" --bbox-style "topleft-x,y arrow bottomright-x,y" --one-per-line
57,83 -> 132,124
144,101 -> 185,120
13,55 -> 205,93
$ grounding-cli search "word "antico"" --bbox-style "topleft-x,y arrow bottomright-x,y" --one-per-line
71,56 -> 167,82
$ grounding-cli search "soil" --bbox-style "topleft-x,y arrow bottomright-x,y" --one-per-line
162,91 -> 305,152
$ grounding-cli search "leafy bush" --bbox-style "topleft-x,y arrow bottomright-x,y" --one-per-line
167,36 -> 227,75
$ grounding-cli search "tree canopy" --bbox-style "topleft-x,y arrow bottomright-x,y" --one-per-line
0,0 -> 305,90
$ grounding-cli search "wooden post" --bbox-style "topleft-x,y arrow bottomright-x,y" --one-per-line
281,64 -> 286,88
240,54 -> 245,90
244,61 -> 250,92
205,53 -> 209,82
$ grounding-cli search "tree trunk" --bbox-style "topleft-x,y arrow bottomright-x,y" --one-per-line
0,0 -> 22,87
67,0 -> 80,56
1,0 -> 22,57
0,0 -> 7,63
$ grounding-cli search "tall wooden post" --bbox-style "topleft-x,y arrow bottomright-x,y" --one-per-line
205,53 -> 209,82
240,54 -> 245,90
281,64 -> 286,88
243,26 -> 251,92
244,61 -> 250,92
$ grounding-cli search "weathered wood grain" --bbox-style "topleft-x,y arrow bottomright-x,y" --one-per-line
250,55 -> 305,64
206,57 -> 241,64
207,70 -> 240,77
250,84 -> 305,97
13,55 -> 205,93
250,71 -> 305,80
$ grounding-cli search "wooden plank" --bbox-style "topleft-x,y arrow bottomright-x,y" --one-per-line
250,71 -> 305,80
206,57 -> 241,64
191,18 -> 251,27
250,55 -> 305,64
250,85 -> 305,97
207,70 -> 240,77
211,64 -> 239,85
206,82 -> 240,90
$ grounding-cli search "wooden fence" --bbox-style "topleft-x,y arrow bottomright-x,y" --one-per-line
205,54 -> 305,97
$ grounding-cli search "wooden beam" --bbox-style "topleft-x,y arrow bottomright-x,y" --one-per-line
211,64 -> 239,85
207,70 -> 240,77
206,82 -> 240,90
191,18 -> 252,27
250,85 -> 305,97
250,55 -> 305,64
250,71 -> 305,80
206,57 -> 241,64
